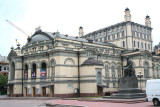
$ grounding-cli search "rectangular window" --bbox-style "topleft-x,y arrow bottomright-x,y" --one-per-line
104,37 -> 106,42
108,35 -> 110,41
145,43 -> 147,49
113,83 -> 116,88
123,41 -> 125,47
147,35 -> 150,40
106,83 -> 109,88
100,38 -> 102,42
122,31 -> 125,37
117,33 -> 120,39
134,41 -> 136,47
112,34 -> 115,40
137,32 -> 139,38
4,67 -> 6,70
140,33 -> 143,39
138,42 -> 139,48
0,66 -> 1,71
132,31 -> 135,37
144,35 -> 146,40
141,42 -> 143,48
148,44 -> 150,50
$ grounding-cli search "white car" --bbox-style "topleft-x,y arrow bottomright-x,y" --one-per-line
146,79 -> 160,106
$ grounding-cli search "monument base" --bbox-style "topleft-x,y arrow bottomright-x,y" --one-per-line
103,77 -> 146,99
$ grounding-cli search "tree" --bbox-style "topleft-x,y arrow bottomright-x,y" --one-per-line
0,73 -> 8,95
0,73 -> 8,85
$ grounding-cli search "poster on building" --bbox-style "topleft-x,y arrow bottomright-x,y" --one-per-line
24,70 -> 28,79
31,70 -> 36,79
40,69 -> 46,79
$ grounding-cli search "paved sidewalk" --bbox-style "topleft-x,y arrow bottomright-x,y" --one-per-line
0,96 -> 153,107
0,95 -> 61,100
48,99 -> 153,107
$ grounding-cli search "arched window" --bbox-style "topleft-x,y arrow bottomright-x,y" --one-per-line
24,64 -> 28,80
156,66 -> 159,79
108,35 -> 110,41
145,43 -> 147,49
111,66 -> 115,79
31,63 -> 36,79
118,66 -> 121,78
148,44 -> 150,50
51,59 -> 56,81
152,65 -> 155,79
97,72 -> 102,84
10,62 -> 15,80
123,41 -> 125,48
64,58 -> 75,65
134,41 -> 136,47
144,62 -> 149,78
40,62 -> 47,79
105,65 -> 109,79
141,42 -> 143,49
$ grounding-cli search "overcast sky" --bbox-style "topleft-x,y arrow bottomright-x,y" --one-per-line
0,0 -> 160,56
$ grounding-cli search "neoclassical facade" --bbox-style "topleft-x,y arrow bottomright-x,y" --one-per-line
7,8 -> 160,97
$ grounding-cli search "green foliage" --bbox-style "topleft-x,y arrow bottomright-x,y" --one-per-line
0,73 -> 8,85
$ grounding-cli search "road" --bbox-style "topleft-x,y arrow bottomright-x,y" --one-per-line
0,99 -> 154,107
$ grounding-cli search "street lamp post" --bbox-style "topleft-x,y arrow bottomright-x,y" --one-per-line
137,71 -> 143,90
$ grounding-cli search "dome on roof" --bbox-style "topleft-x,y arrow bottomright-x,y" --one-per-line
146,15 -> 150,18
125,8 -> 129,11
81,57 -> 103,66
79,26 -> 83,29
27,31 -> 53,44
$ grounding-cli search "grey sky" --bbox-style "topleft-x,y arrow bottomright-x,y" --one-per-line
0,0 -> 159,56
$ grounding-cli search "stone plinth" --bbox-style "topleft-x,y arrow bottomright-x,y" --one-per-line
119,76 -> 138,89
103,76 -> 146,99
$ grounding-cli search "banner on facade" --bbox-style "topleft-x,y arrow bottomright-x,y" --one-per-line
31,70 -> 36,78
40,69 -> 46,79
24,70 -> 28,79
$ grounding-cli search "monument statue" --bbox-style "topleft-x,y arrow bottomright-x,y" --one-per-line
103,56 -> 146,99
123,56 -> 135,77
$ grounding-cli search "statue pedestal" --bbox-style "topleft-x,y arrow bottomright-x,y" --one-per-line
119,76 -> 138,89
104,76 -> 146,99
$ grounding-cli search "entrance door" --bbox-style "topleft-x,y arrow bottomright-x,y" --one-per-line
97,86 -> 103,96
9,85 -> 13,97
24,87 -> 27,97
42,87 -> 46,97
50,86 -> 54,97
32,87 -> 36,97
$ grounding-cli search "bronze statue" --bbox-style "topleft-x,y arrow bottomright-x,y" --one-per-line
124,56 -> 136,77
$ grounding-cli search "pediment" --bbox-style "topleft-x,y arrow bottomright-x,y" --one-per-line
7,50 -> 17,61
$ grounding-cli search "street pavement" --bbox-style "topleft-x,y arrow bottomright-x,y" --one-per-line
0,96 -> 154,107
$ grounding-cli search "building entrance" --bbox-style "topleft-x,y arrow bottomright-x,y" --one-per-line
41,87 -> 46,97
32,87 -> 36,97
50,85 -> 54,97
9,85 -> 13,97
97,86 -> 103,96
24,87 -> 27,96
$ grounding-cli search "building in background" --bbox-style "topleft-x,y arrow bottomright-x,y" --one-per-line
82,8 -> 152,52
7,8 -> 160,97
0,54 -> 8,62
154,42 -> 160,55
0,54 -> 9,76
